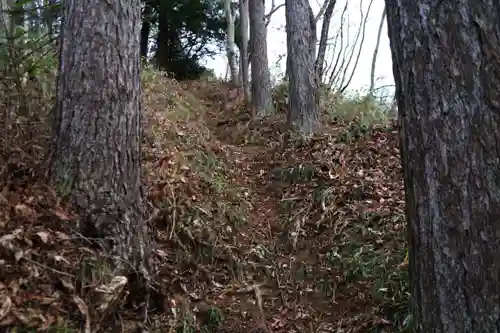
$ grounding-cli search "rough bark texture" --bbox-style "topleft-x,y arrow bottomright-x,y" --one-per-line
285,0 -> 320,137
239,0 -> 250,105
315,0 -> 336,84
51,0 -> 151,294
224,0 -> 239,85
386,0 -> 500,332
249,0 -> 274,117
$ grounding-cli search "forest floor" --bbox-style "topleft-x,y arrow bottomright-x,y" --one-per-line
0,72 -> 409,333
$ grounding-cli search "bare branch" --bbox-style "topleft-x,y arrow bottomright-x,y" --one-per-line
264,2 -> 285,27
315,0 -> 337,83
314,0 -> 330,22
339,0 -> 374,92
326,1 -> 349,85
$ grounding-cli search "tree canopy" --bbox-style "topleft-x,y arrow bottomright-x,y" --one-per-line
146,0 -> 227,79
3,0 -> 227,80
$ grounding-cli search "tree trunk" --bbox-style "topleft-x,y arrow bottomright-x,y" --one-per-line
368,5 -> 385,95
386,0 -> 500,332
41,0 -> 55,36
286,0 -> 319,137
249,0 -> 274,117
224,0 -> 239,85
140,0 -> 152,59
155,4 -> 180,73
238,0 -> 250,106
315,0 -> 336,85
50,0 -> 152,301
11,0 -> 24,28
0,0 -> 11,51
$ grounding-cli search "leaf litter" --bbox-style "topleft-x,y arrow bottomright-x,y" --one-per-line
0,72 -> 409,333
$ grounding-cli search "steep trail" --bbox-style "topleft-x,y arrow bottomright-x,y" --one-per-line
187,82 -> 409,333
184,84 -> 371,332
0,78 -> 408,332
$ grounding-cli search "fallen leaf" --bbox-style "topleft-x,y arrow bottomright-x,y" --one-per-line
51,209 -> 72,221
0,234 -> 15,249
52,254 -> 70,265
14,250 -> 23,263
54,231 -> 70,240
59,278 -> 75,293
94,276 -> 128,312
36,231 -> 50,243
0,296 -> 12,321
11,308 -> 28,325
0,314 -> 16,327
72,296 -> 91,333
14,204 -> 34,217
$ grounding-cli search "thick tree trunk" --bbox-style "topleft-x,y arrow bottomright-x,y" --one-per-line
239,0 -> 250,105
386,0 -> 500,332
249,0 -> 274,117
286,0 -> 320,137
315,0 -> 336,85
51,0 -> 152,299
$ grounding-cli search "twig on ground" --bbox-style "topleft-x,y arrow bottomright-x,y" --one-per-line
22,257 -> 75,278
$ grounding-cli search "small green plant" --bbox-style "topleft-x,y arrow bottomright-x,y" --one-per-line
223,202 -> 247,229
200,307 -> 224,332
269,164 -> 316,184
173,307 -> 198,333
77,255 -> 114,292
190,151 -> 229,194
175,322 -> 197,333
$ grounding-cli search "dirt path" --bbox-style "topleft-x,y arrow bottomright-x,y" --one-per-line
176,85 -> 408,333
0,78 -> 408,333
197,113 -> 346,332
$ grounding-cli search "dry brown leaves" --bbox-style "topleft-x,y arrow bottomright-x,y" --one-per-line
0,76 -> 409,333
202,101 -> 408,332
0,176 -> 135,331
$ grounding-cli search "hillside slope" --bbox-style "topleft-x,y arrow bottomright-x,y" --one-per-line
0,73 -> 408,333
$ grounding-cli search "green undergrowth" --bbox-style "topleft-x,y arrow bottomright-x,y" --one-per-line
272,80 -> 395,128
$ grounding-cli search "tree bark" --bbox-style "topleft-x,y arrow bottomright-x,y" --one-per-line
239,0 -> 250,105
51,0 -> 152,300
224,0 -> 239,85
386,0 -> 500,332
249,0 -> 274,117
315,0 -> 336,85
286,0 -> 320,137
0,0 -> 9,31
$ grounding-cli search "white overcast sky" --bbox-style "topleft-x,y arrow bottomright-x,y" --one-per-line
203,0 -> 394,94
